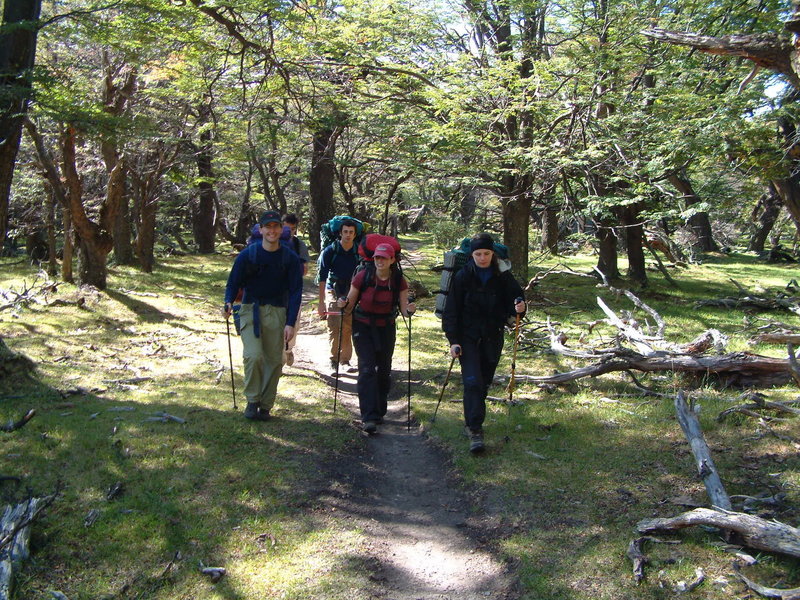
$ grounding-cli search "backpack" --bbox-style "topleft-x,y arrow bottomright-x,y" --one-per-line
433,237 -> 512,318
353,234 -> 404,323
357,233 -> 402,262
319,215 -> 365,251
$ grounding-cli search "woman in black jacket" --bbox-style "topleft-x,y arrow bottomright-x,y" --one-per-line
442,233 -> 526,453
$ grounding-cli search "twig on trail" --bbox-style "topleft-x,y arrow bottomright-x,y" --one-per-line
0,409 -> 35,433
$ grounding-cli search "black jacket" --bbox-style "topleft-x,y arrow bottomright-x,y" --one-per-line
442,260 -> 524,345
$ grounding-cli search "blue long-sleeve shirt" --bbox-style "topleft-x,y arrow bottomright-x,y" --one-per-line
317,241 -> 359,297
225,243 -> 302,328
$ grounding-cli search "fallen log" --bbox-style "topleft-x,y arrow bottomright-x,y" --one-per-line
674,392 -> 731,510
637,507 -> 800,559
520,351 -> 793,388
1,493 -> 58,599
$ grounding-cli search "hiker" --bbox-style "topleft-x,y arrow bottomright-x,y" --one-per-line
224,210 -> 303,421
317,218 -> 360,374
442,232 -> 526,453
282,213 -> 311,275
339,243 -> 415,433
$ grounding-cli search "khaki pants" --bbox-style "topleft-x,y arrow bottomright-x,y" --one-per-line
326,289 -> 352,364
239,303 -> 286,411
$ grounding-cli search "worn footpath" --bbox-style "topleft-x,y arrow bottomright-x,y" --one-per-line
283,249 -> 518,599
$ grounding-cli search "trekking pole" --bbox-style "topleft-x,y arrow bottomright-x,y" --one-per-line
432,349 -> 458,423
405,297 -> 415,432
225,314 -> 237,411
333,298 -> 349,414
504,297 -> 524,442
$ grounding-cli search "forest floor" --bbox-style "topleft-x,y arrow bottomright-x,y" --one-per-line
287,242 -> 518,599
4,242 -> 800,599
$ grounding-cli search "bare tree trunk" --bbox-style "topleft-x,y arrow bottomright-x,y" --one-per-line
62,205 -> 73,283
596,222 -> 620,281
44,183 -> 57,276
622,204 -> 647,285
308,126 -> 338,252
192,102 -> 217,254
0,0 -> 41,251
541,202 -> 559,254
748,184 -> 782,252
668,172 -> 719,252
62,126 -> 122,289
136,195 -> 157,273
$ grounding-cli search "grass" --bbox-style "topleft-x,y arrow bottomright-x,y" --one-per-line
2,243 -> 800,599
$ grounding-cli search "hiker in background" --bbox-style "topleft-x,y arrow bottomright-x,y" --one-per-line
282,213 -> 311,276
442,232 -> 526,453
339,243 -> 415,433
224,210 -> 303,421
317,219 -> 359,375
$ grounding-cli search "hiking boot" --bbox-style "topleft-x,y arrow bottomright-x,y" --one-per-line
244,402 -> 270,421
363,421 -> 378,434
343,361 -> 357,373
330,360 -> 339,375
284,350 -> 294,366
467,428 -> 485,453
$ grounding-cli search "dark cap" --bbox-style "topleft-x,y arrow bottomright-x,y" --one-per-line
470,233 -> 494,253
259,210 -> 281,226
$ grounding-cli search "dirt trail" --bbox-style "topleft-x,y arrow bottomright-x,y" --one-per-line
286,247 -> 518,599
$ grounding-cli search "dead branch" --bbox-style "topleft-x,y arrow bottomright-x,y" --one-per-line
0,410 -> 35,433
637,508 -> 800,559
733,562 -> 800,600
696,279 -> 800,316
754,333 -> 800,344
718,394 -> 800,422
787,343 -> 800,387
627,536 -> 649,583
675,392 -> 731,510
674,567 -> 705,593
525,265 -> 596,291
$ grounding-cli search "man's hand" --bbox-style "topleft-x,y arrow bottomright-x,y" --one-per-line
449,344 -> 461,358
284,325 -> 295,343
405,302 -> 416,317
223,303 -> 232,318
514,297 -> 526,314
317,304 -> 327,321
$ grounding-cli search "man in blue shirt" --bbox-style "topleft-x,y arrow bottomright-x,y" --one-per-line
317,220 -> 359,374
224,210 -> 303,420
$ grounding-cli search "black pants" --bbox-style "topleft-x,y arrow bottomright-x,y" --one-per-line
352,319 -> 396,422
459,331 -> 504,430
